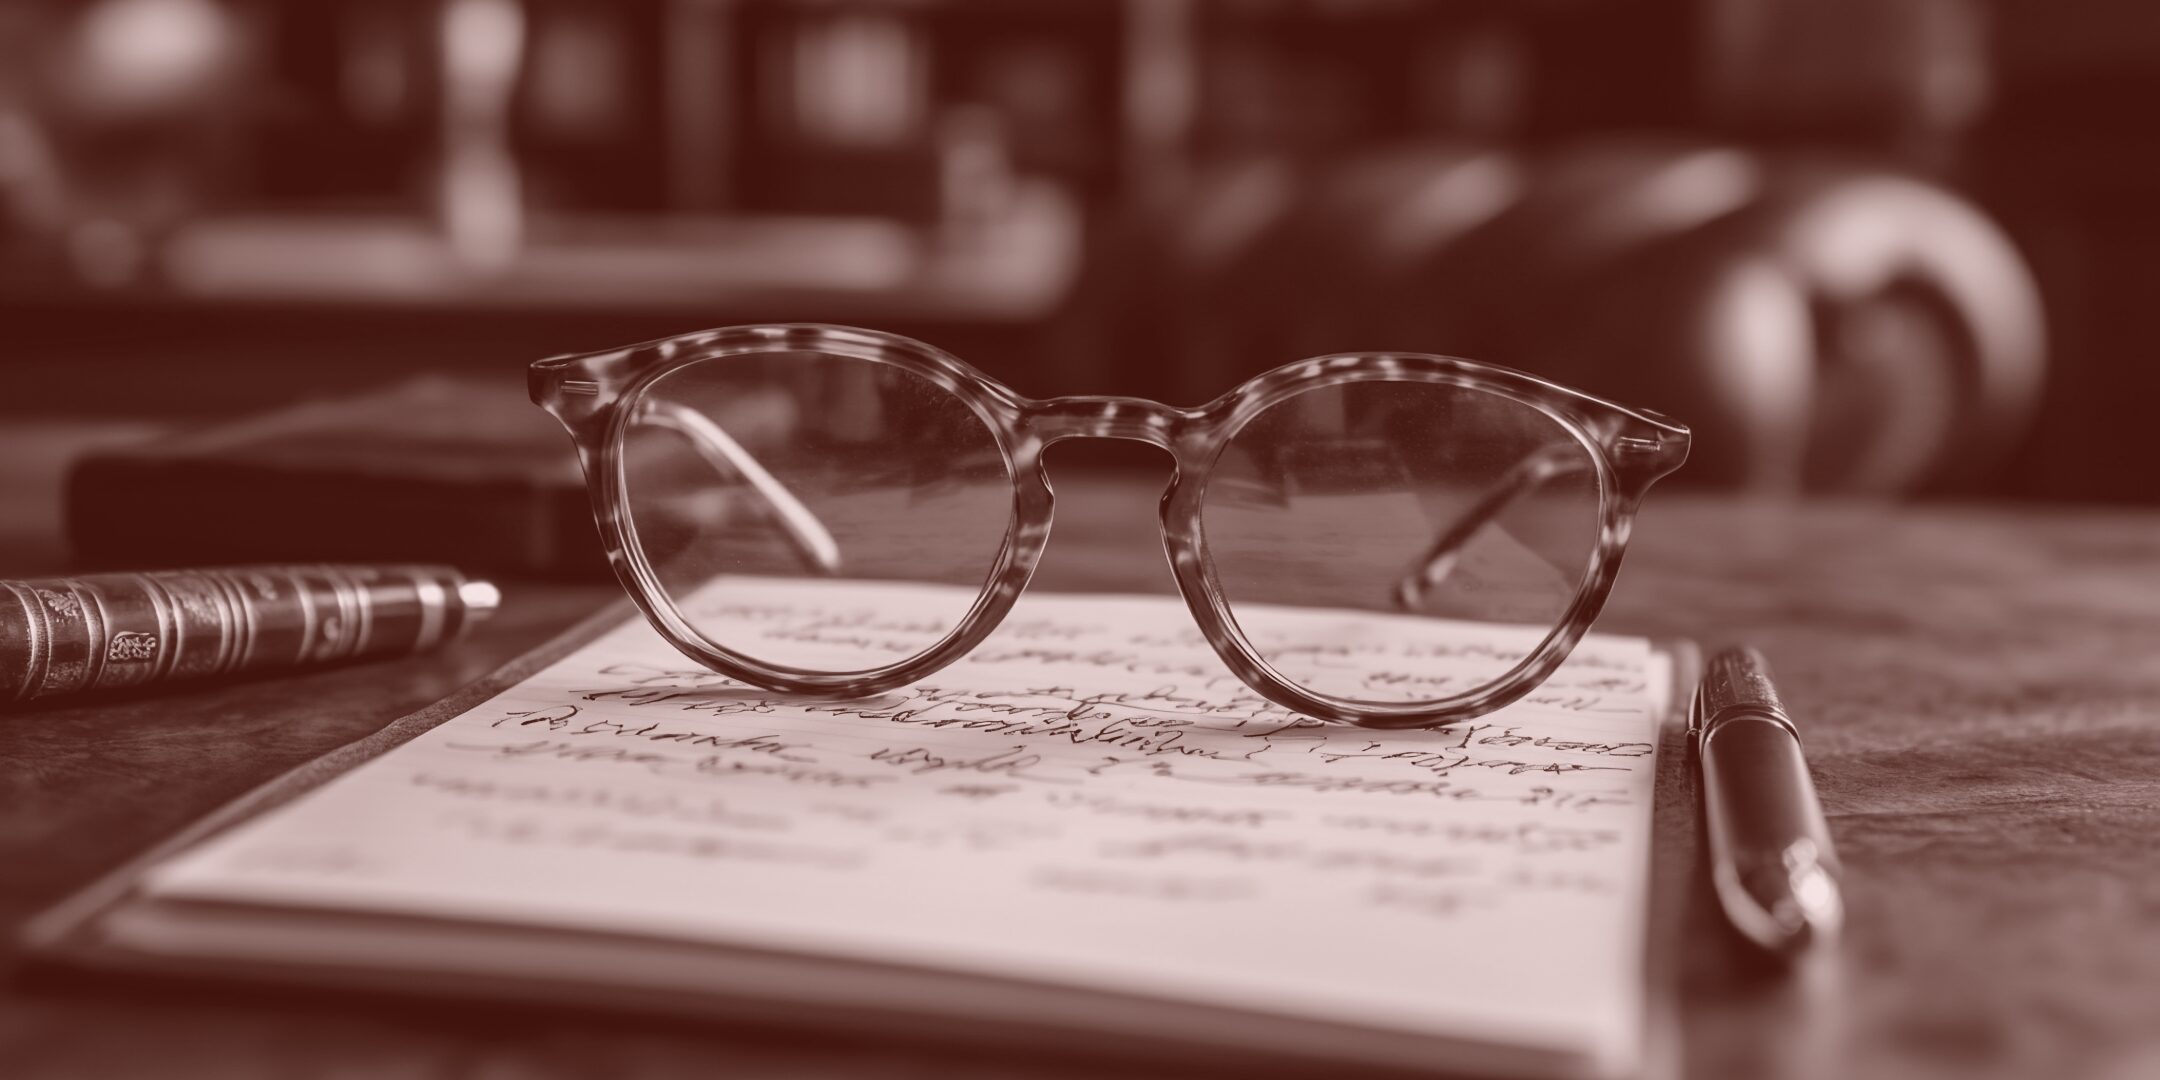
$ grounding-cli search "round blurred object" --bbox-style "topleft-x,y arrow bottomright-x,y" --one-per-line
1520,152 -> 2044,492
1149,137 -> 2043,493
1696,163 -> 2043,490
61,0 -> 242,120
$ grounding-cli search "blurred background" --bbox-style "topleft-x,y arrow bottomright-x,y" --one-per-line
1,0 -> 2154,517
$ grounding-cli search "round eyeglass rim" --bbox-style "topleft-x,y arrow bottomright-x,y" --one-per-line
531,323 -> 1689,728
1179,369 -> 1621,727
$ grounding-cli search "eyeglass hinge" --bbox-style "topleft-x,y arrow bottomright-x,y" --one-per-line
562,380 -> 602,396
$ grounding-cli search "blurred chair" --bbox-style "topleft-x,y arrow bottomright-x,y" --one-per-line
1123,137 -> 2045,494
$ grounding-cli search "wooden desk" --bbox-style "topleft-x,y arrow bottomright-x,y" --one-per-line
3,476 -> 2157,1080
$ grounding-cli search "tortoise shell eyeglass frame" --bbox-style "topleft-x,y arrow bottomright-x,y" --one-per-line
532,324 -> 1690,730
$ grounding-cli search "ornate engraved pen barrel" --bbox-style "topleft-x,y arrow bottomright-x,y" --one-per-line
0,565 -> 499,705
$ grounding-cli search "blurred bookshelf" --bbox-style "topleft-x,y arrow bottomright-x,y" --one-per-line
6,0 -> 2158,501
0,0 -> 1119,320
1,0 -> 1568,410
0,0 -> 1619,311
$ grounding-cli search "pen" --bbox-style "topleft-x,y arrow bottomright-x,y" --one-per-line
0,564 -> 498,706
1693,646 -> 1843,954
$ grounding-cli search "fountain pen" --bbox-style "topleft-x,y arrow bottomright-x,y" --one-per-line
1693,646 -> 1844,954
0,564 -> 498,705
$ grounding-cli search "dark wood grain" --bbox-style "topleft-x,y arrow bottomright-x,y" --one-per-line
3,470 -> 2157,1080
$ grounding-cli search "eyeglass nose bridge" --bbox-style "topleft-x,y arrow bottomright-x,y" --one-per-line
1020,396 -> 1197,450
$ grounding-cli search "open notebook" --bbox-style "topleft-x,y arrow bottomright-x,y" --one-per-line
25,581 -> 1695,1079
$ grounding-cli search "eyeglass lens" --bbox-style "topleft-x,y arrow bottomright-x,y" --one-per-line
621,350 -> 1010,671
1200,380 -> 1601,705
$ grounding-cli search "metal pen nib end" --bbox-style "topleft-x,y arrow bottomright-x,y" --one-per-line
458,580 -> 502,621
1723,837 -> 1844,953
1777,842 -> 1845,945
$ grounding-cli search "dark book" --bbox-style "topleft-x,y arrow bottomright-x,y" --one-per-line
65,377 -> 605,578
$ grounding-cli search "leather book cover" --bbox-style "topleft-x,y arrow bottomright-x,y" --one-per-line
63,377 -> 606,577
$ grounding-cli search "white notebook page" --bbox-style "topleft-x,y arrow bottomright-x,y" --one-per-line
142,580 -> 1671,1074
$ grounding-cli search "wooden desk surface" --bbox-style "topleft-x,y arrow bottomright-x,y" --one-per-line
3,473 -> 2157,1080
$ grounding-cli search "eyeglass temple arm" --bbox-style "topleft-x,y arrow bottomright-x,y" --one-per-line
1391,442 -> 1587,611
633,400 -> 842,575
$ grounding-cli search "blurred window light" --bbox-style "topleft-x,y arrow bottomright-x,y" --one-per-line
1126,0 -> 1195,157
528,8 -> 630,139
786,12 -> 926,147
1374,155 -> 1522,267
341,9 -> 412,125
68,0 -> 238,116
442,0 -> 526,108
441,0 -> 526,271
0,112 -> 66,230
1637,150 -> 1760,233
1560,149 -> 1762,264
441,146 -> 523,270
1411,24 -> 1525,135
1181,159 -> 1295,273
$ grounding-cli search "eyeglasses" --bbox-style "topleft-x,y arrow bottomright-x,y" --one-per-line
532,324 -> 1688,729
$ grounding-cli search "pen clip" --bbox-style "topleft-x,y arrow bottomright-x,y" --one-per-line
1686,680 -> 1705,743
